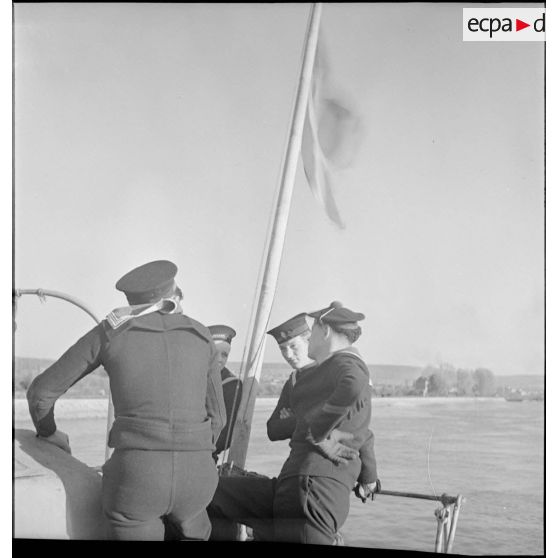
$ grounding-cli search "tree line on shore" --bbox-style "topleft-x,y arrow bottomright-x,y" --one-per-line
374,364 -> 499,397
14,357 -> 540,399
258,363 -> 502,398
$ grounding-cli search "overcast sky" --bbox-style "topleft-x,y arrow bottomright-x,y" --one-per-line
13,2 -> 544,375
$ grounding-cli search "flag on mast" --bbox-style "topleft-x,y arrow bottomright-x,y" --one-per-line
301,40 -> 364,229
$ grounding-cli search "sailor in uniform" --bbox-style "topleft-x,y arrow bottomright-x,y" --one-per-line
266,313 -> 316,442
266,311 -> 379,543
275,301 -> 380,540
208,325 -> 243,461
26,260 -> 226,540
208,302 -> 379,544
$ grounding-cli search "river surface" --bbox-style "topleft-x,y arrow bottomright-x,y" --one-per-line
15,397 -> 544,554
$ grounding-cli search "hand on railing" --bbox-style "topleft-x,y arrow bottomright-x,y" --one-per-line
353,478 -> 382,502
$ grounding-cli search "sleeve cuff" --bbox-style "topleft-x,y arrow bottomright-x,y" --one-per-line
305,426 -> 327,445
357,473 -> 378,484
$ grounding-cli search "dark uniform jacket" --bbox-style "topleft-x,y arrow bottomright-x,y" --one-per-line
214,367 -> 242,455
266,365 -> 316,442
27,311 -> 226,452
278,348 -> 378,489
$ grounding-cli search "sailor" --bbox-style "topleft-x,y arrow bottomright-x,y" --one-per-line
208,302 -> 379,544
208,325 -> 243,460
26,260 -> 226,541
266,313 -> 316,442
211,313 -> 315,542
266,311 -> 380,535
283,302 -> 381,527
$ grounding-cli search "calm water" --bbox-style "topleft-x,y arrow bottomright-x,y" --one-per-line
16,397 -> 544,554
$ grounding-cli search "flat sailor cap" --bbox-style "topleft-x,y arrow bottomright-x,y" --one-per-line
115,260 -> 178,304
308,301 -> 365,326
208,325 -> 237,345
267,313 -> 310,344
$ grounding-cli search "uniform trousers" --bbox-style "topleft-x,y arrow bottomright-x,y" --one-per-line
102,448 -> 218,541
208,474 -> 351,544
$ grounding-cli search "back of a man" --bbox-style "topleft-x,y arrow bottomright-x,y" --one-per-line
103,310 -> 222,450
27,260 -> 226,540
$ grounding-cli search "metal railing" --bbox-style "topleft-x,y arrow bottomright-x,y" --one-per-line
377,490 -> 464,553
13,288 -> 114,460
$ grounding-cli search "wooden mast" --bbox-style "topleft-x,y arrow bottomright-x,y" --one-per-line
226,3 -> 323,468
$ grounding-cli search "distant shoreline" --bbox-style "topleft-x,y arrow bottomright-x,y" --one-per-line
14,357 -> 545,400
14,395 -> 526,422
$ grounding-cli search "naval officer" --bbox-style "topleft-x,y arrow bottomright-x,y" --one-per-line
208,325 -> 243,460
26,260 -> 226,540
208,302 -> 379,544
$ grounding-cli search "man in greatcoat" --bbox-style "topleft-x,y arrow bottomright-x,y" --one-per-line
26,260 -> 226,540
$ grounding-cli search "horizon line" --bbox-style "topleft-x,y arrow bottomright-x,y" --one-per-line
13,355 -> 544,376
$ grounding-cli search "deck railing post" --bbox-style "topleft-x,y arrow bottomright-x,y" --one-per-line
446,495 -> 463,553
434,518 -> 444,553
443,508 -> 450,552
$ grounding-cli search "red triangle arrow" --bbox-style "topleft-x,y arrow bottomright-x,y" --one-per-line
516,19 -> 530,31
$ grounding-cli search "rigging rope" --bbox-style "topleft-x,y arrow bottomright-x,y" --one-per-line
218,325 -> 271,469
427,426 -> 438,499
217,159 -> 288,469
217,52 -> 306,467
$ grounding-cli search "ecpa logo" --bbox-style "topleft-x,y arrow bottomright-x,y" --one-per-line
463,8 -> 545,41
